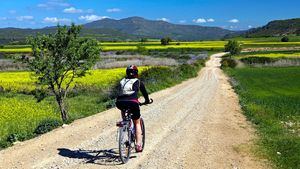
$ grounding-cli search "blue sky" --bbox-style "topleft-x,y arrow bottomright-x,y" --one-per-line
0,0 -> 299,30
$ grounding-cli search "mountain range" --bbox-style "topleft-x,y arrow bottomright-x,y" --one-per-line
242,18 -> 300,37
0,17 -> 300,44
0,17 -> 233,44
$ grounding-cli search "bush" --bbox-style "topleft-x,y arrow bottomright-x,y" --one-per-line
240,57 -> 277,64
161,37 -> 172,45
281,36 -> 289,42
225,40 -> 242,55
115,50 -> 125,55
221,57 -> 237,68
7,133 -> 27,143
34,119 -> 62,134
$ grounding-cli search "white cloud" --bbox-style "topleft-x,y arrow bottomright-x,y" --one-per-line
179,20 -> 186,24
0,17 -> 7,21
106,8 -> 121,13
9,10 -> 16,14
193,18 -> 206,23
248,25 -> 253,28
43,17 -> 71,23
79,15 -> 109,22
16,16 -> 34,21
63,7 -> 83,13
207,18 -> 215,22
229,19 -> 239,23
157,18 -> 170,22
86,9 -> 94,13
38,0 -> 70,9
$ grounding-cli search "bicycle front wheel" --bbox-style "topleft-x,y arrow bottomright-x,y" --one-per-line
118,126 -> 131,164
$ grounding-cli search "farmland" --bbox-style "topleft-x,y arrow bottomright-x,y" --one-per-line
0,67 -> 148,93
0,36 -> 300,54
225,67 -> 300,169
235,50 -> 300,59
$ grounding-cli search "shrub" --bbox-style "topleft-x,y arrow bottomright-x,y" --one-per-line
221,57 -> 237,68
225,40 -> 242,55
161,37 -> 172,45
115,50 -> 125,55
240,57 -> 276,64
281,36 -> 289,42
34,119 -> 62,134
6,132 -> 29,143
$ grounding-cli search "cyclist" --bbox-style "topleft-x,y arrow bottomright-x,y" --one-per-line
116,65 -> 150,152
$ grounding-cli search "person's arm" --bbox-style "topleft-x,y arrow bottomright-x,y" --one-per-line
139,81 -> 150,103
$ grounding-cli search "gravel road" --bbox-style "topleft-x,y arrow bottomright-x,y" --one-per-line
0,53 -> 268,169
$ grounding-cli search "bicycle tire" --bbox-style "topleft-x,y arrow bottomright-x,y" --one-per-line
118,126 -> 131,164
141,118 -> 146,150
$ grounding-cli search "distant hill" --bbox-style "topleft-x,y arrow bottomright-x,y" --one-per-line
84,17 -> 233,41
0,27 -> 136,44
0,17 -> 234,44
243,18 -> 300,37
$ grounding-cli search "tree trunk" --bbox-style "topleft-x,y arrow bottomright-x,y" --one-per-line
56,95 -> 68,123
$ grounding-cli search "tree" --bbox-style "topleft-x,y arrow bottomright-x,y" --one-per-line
224,40 -> 242,55
281,36 -> 289,42
161,37 -> 172,45
140,38 -> 148,43
27,24 -> 100,122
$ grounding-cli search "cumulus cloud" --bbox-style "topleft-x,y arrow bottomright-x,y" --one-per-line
63,7 -> 94,14
229,19 -> 239,23
79,15 -> 109,22
106,8 -> 121,13
207,18 -> 215,22
16,16 -> 34,21
43,17 -> 71,23
63,7 -> 83,13
193,18 -> 206,23
86,9 -> 94,13
9,10 -> 17,14
38,0 -> 70,9
248,25 -> 253,28
0,17 -> 7,20
157,18 -> 170,22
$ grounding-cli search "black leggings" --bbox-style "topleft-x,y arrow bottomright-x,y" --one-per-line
116,101 -> 140,120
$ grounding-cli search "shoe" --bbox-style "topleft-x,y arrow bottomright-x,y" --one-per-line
135,144 -> 143,152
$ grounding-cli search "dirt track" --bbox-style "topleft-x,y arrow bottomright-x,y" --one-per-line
0,53 -> 268,169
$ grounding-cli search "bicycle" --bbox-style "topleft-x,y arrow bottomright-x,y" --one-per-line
116,99 -> 153,164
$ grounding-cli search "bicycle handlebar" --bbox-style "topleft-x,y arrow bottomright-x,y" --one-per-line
139,98 -> 153,106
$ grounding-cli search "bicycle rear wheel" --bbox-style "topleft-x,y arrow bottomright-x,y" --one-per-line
118,126 -> 131,164
140,118 -> 146,150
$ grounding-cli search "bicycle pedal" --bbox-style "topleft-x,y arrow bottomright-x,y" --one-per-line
116,121 -> 124,127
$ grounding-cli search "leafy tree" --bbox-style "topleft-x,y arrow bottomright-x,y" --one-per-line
224,40 -> 242,55
27,24 -> 100,122
140,38 -> 148,43
161,37 -> 172,45
281,36 -> 289,42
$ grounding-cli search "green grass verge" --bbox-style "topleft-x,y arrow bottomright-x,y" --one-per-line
225,67 -> 300,169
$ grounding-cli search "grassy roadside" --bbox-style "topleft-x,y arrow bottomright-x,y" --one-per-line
224,67 -> 300,169
0,56 -> 208,149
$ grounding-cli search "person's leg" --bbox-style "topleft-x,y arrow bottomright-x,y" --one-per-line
134,118 -> 142,146
130,102 -> 142,151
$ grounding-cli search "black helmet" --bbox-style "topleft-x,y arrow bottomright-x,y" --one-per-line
126,65 -> 138,78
